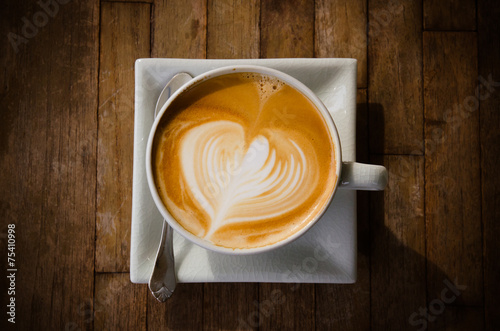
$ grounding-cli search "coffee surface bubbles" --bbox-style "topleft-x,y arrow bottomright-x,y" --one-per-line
153,73 -> 337,249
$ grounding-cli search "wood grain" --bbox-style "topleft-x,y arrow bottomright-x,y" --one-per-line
424,0 -> 476,31
203,283 -> 259,330
315,0 -> 368,88
260,0 -> 314,58
428,307 -> 484,331
147,284 -> 203,330
207,0 -> 260,59
0,0 -> 99,329
478,0 -> 500,329
96,2 -> 150,273
152,0 -> 207,58
315,90 -> 370,330
370,155 -> 426,330
94,274 -> 147,330
259,283 -> 315,330
423,32 -> 482,305
368,0 -> 423,154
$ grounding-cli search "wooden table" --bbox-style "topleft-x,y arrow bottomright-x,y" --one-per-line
1,0 -> 498,330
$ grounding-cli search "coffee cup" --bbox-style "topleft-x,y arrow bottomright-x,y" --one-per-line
146,65 -> 387,255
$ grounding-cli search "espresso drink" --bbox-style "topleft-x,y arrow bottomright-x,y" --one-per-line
153,72 -> 337,249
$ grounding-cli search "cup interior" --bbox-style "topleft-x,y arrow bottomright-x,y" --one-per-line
146,65 -> 343,255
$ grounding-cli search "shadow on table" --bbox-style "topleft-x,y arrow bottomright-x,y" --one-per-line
362,102 -> 470,330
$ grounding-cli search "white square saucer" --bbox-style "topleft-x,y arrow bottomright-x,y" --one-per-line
131,58 -> 357,283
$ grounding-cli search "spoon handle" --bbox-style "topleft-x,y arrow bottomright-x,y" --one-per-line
148,72 -> 193,302
149,221 -> 176,301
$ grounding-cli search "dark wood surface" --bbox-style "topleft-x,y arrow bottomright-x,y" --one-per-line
1,0 -> 498,330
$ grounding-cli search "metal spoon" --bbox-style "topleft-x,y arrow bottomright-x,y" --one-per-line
148,72 -> 193,302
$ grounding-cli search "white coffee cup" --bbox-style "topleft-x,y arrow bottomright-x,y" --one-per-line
146,65 -> 387,255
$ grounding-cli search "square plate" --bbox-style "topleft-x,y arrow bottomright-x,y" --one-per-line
131,58 -> 357,283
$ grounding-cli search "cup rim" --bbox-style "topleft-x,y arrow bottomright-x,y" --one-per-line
146,65 -> 343,255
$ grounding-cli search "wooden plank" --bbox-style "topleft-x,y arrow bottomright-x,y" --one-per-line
478,1 -> 500,329
147,284 -> 203,330
258,283 -> 315,330
207,0 -> 260,59
260,0 -> 314,58
148,1 -> 206,328
96,2 -> 150,273
204,283 -> 259,330
423,32 -> 482,306
371,155 -> 426,330
0,0 -> 99,329
428,307 -> 484,331
315,90 -> 370,330
315,0 -> 367,88
424,0 -> 476,31
203,1 -> 260,330
368,0 -> 423,154
152,0 -> 207,58
94,273 -> 147,330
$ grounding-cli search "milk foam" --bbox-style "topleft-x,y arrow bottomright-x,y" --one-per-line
242,73 -> 285,101
180,121 -> 308,238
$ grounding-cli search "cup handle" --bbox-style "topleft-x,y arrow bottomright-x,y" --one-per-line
338,162 -> 388,191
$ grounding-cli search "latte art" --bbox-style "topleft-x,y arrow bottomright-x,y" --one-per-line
153,73 -> 337,249
181,121 -> 313,238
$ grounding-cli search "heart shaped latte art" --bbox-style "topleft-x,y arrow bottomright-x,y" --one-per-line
180,120 -> 314,239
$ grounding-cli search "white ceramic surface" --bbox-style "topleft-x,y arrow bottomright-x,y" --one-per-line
131,58 -> 357,283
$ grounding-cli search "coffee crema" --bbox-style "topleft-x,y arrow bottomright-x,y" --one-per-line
153,72 -> 337,249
